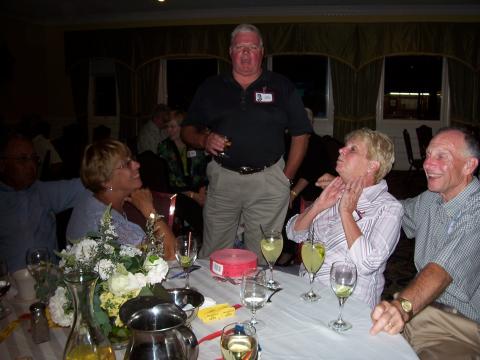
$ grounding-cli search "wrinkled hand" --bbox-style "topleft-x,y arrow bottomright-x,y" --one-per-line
204,132 -> 228,156
315,173 -> 336,189
370,300 -> 405,335
125,188 -> 155,218
339,177 -> 365,215
312,177 -> 344,211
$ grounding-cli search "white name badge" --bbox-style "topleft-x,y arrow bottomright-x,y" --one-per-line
187,150 -> 197,158
255,92 -> 274,103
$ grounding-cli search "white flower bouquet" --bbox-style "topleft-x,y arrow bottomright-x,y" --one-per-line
49,205 -> 169,344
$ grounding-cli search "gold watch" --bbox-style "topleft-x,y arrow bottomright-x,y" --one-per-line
397,297 -> 413,321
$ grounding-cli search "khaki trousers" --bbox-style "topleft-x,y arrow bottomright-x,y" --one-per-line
403,305 -> 480,360
200,159 -> 290,265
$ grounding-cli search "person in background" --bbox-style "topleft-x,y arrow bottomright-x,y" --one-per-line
181,23 -> 311,263
370,127 -> 480,358
278,108 -> 336,266
31,120 -> 63,180
66,139 -> 175,260
137,104 -> 170,154
286,128 -> 403,308
0,132 -> 86,272
158,110 -> 208,237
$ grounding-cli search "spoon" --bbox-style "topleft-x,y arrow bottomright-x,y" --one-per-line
267,287 -> 283,302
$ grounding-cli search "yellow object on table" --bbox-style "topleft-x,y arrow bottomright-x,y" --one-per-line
198,304 -> 236,323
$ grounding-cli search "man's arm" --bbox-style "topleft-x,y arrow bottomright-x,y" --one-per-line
284,134 -> 309,180
370,262 -> 452,335
181,125 -> 226,156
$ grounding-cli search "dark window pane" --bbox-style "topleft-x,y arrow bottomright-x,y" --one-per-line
94,75 -> 117,116
272,55 -> 328,117
167,58 -> 218,110
384,56 -> 442,120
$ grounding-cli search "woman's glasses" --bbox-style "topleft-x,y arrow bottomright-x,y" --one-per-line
114,157 -> 136,170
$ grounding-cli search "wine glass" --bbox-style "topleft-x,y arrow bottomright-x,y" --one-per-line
0,259 -> 12,319
328,261 -> 357,332
26,247 -> 51,302
175,233 -> 198,289
217,135 -> 232,159
300,226 -> 325,302
240,269 -> 268,330
220,322 -> 258,360
260,227 -> 283,290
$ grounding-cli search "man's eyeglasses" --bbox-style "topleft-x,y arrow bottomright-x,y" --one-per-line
0,155 -> 40,164
114,157 -> 136,170
232,44 -> 262,53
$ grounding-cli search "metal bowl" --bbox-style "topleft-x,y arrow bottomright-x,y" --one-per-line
166,288 -> 204,325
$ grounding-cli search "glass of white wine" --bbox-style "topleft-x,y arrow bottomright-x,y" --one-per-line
220,322 -> 258,360
260,227 -> 283,290
175,233 -> 198,289
300,226 -> 325,302
328,261 -> 357,332
240,269 -> 268,330
26,247 -> 51,302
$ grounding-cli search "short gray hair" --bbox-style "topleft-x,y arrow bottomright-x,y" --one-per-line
230,24 -> 264,48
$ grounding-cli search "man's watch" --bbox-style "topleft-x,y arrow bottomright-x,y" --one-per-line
396,297 -> 413,322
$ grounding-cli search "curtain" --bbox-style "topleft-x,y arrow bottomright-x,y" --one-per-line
331,59 -> 382,141
68,60 -> 90,141
115,62 -> 135,142
157,59 -> 167,105
136,59 -> 160,127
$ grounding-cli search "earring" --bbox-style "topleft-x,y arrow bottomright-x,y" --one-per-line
107,185 -> 113,192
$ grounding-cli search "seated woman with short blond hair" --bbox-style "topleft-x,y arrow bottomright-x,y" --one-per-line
67,139 -> 175,260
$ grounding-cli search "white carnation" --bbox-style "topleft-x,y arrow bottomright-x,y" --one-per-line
70,239 -> 99,264
146,260 -> 169,285
96,259 -> 115,280
48,287 -> 73,327
102,244 -> 115,255
108,272 -> 146,297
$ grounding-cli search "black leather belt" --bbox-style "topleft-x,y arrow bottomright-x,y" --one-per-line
215,157 -> 279,175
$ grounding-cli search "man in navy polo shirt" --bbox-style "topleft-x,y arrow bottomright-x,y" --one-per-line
181,23 -> 311,263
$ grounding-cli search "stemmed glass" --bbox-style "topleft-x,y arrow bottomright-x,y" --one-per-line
300,226 -> 325,302
0,259 -> 12,319
220,322 -> 258,360
175,233 -> 198,289
217,135 -> 232,159
26,247 -> 51,303
240,269 -> 268,330
260,227 -> 283,290
328,261 -> 357,332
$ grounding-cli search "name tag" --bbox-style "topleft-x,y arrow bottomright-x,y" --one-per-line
255,91 -> 274,103
187,150 -> 197,158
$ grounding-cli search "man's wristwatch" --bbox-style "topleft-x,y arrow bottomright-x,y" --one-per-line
396,297 -> 413,322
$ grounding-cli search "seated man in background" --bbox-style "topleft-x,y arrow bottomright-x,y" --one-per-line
137,104 -> 170,154
0,133 -> 86,272
370,127 -> 480,358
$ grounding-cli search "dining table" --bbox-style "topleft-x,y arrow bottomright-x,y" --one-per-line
0,259 -> 418,359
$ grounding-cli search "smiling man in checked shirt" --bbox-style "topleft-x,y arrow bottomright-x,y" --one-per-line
370,127 -> 480,359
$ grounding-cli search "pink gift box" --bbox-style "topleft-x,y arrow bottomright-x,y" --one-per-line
210,248 -> 257,278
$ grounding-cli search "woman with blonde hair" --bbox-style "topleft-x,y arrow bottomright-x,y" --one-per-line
67,139 -> 175,259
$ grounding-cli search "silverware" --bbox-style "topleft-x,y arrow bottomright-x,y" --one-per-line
267,288 -> 283,302
168,265 -> 201,279
212,276 -> 240,285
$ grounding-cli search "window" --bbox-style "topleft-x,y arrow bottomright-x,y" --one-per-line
272,55 -> 328,118
383,56 -> 442,120
167,58 -> 218,110
94,75 -> 117,116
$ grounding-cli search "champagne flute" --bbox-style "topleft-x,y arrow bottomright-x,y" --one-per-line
26,247 -> 51,302
220,322 -> 258,360
0,259 -> 12,319
300,226 -> 325,302
175,233 -> 198,289
240,269 -> 268,330
260,227 -> 283,290
328,261 -> 357,332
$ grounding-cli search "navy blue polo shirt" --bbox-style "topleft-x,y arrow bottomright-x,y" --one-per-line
184,71 -> 312,169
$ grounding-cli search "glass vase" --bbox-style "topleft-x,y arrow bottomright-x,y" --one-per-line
63,271 -> 115,360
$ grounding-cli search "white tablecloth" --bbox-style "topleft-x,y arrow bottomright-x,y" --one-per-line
0,260 -> 418,359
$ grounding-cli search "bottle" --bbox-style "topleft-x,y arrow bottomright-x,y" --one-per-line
30,302 -> 50,344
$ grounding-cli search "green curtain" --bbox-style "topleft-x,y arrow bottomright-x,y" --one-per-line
331,59 -> 382,141
115,62 -> 135,143
69,60 -> 90,141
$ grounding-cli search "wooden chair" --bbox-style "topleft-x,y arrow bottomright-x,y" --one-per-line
123,192 -> 177,230
415,125 -> 433,160
403,129 -> 423,178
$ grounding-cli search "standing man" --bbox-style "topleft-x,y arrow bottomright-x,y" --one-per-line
137,104 -> 170,154
370,127 -> 480,358
181,24 -> 311,263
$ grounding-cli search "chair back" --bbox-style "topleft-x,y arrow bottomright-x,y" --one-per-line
403,129 -> 415,165
416,125 -> 433,160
